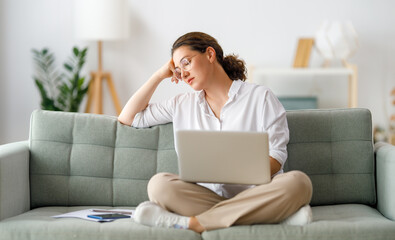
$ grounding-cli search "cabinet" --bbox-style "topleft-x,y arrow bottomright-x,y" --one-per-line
248,63 -> 358,108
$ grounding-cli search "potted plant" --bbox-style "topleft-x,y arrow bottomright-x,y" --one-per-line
32,47 -> 89,112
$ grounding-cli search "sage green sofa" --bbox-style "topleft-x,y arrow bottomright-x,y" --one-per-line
0,108 -> 395,240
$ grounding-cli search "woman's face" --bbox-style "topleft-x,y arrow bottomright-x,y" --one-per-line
172,46 -> 213,91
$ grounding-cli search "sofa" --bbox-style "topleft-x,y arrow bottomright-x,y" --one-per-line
0,108 -> 395,240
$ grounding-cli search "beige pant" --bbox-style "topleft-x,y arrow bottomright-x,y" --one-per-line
147,170 -> 312,230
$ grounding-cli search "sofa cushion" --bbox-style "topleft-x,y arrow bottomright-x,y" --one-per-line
202,204 -> 395,240
0,206 -> 201,240
1,204 -> 393,240
29,110 -> 178,208
285,109 -> 375,206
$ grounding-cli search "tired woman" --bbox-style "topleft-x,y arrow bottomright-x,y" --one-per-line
118,32 -> 313,233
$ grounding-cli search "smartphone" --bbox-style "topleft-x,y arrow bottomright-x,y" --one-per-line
87,213 -> 131,220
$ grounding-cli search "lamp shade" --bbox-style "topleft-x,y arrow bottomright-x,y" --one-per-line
74,0 -> 129,41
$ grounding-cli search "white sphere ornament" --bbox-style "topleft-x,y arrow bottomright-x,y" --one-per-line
314,21 -> 359,61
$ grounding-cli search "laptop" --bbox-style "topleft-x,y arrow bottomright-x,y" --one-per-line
175,130 -> 271,185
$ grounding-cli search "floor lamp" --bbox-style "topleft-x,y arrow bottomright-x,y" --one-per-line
85,41 -> 122,114
74,0 -> 129,115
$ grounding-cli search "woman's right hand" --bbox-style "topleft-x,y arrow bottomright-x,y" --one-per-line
153,59 -> 181,84
118,59 -> 179,126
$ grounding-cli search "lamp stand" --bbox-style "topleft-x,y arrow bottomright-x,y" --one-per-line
85,41 -> 122,115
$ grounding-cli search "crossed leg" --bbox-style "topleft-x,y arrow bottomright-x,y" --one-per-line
147,170 -> 312,231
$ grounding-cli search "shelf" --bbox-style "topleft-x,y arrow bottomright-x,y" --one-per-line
252,68 -> 353,76
249,64 -> 358,108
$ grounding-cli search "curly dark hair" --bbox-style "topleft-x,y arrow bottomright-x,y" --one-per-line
171,32 -> 247,81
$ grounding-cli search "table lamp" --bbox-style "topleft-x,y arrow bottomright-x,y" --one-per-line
74,0 -> 129,115
314,20 -> 359,67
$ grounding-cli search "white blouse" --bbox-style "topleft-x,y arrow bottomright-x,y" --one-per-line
132,80 -> 289,198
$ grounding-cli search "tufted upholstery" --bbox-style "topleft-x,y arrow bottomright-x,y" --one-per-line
29,110 -> 178,208
29,108 -> 375,209
284,108 -> 375,205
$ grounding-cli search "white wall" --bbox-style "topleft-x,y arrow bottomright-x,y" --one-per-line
0,0 -> 5,144
1,0 -> 395,144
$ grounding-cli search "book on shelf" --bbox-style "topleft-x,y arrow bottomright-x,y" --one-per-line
293,38 -> 314,68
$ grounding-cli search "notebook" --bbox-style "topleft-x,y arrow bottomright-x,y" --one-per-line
175,130 -> 271,185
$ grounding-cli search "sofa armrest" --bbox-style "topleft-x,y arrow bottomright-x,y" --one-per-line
375,142 -> 395,220
0,141 -> 30,220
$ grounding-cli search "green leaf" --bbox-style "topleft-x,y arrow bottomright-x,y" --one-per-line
35,78 -> 61,111
78,77 -> 85,88
34,79 -> 48,100
60,83 -> 70,93
73,47 -> 79,56
64,63 -> 73,72
78,60 -> 85,69
80,86 -> 89,95
31,49 -> 40,55
81,48 -> 88,58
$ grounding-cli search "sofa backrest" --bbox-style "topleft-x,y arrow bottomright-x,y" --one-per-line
284,108 -> 375,206
29,110 -> 178,208
29,108 -> 375,208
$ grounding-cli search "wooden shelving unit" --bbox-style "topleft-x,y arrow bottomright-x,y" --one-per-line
248,64 -> 358,108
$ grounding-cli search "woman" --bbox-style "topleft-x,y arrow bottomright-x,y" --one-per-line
118,32 -> 313,233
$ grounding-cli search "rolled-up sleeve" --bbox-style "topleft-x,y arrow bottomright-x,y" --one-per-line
261,90 -> 289,167
132,96 -> 177,128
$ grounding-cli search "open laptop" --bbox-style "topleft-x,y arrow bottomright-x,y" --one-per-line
175,130 -> 271,185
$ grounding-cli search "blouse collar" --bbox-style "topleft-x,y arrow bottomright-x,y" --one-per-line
197,80 -> 243,104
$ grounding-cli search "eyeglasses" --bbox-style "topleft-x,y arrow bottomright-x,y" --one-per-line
174,55 -> 197,80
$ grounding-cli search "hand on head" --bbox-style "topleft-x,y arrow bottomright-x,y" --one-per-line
153,59 -> 182,84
